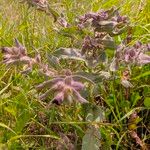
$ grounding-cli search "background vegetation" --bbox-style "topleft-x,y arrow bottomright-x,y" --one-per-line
0,0 -> 150,149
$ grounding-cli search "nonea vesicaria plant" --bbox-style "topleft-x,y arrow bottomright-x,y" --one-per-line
1,7 -> 150,105
1,40 -> 87,105
1,5 -> 150,149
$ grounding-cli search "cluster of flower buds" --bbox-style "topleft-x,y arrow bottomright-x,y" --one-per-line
78,7 -> 129,36
21,0 -> 48,10
1,39 -> 55,76
57,17 -> 70,28
1,39 -> 36,73
20,0 -> 59,22
123,42 -> 150,65
78,7 -> 129,66
110,41 -> 150,71
36,70 -> 88,105
121,69 -> 133,88
82,34 -> 116,65
128,112 -> 147,149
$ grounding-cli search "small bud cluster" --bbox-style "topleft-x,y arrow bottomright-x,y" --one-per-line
110,41 -> 150,71
21,0 -> 48,10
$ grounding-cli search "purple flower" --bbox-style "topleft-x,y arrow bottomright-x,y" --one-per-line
36,70 -> 88,104
111,41 -> 150,70
58,17 -> 70,28
78,7 -> 129,36
52,92 -> 64,105
1,39 -> 31,66
124,42 -> 150,65
21,0 -> 48,9
1,39 -> 42,74
1,39 -> 56,76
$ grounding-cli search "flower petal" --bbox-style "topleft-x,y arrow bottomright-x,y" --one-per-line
138,53 -> 150,65
71,81 -> 84,91
36,78 -> 63,90
72,89 -> 88,103
52,92 -> 64,105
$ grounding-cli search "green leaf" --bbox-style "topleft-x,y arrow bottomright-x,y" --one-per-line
47,54 -> 61,69
86,105 -> 105,122
0,122 -> 16,135
74,72 -> 102,84
4,106 -> 16,117
0,83 -> 12,95
47,5 -> 59,22
94,21 -> 115,33
53,48 -> 86,62
132,71 -> 150,80
131,92 -> 141,107
15,110 -> 31,133
82,126 -> 101,150
144,97 -> 150,107
97,35 -> 116,49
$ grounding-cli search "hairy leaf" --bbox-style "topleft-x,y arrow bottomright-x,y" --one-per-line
53,48 -> 86,62
82,126 -> 101,150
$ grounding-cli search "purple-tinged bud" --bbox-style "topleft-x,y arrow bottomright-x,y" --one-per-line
35,53 -> 41,63
14,38 -> 26,55
134,41 -> 142,49
58,18 -> 70,28
1,47 -> 13,54
121,79 -> 133,88
52,92 -> 64,105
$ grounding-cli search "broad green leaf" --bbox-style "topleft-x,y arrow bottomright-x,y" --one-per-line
82,126 -> 101,150
94,21 -> 115,33
97,35 -> 116,49
144,97 -> 150,107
